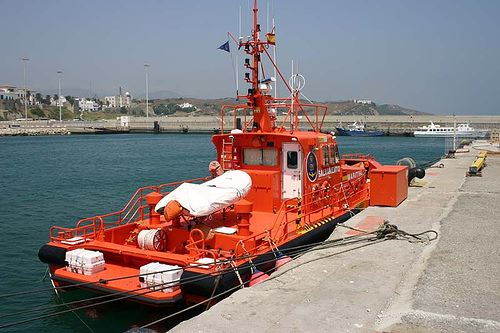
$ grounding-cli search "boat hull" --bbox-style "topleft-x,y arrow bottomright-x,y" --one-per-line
335,128 -> 385,137
50,274 -> 183,306
47,210 -> 354,306
413,131 -> 488,138
180,210 -> 354,299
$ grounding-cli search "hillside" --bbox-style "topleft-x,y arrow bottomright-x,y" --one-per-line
323,101 -> 429,116
0,97 -> 429,121
149,98 -> 430,116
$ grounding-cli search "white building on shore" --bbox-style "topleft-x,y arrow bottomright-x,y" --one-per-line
76,98 -> 100,112
353,99 -> 373,105
50,95 -> 67,107
104,89 -> 132,109
0,84 -> 39,106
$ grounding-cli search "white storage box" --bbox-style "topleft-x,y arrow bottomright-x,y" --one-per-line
65,249 -> 105,276
139,262 -> 183,293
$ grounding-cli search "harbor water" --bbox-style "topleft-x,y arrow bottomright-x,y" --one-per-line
0,134 -> 446,333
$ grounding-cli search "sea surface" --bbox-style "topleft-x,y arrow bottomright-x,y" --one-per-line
0,134 -> 446,333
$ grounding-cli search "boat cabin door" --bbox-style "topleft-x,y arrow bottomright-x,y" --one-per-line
282,142 -> 303,199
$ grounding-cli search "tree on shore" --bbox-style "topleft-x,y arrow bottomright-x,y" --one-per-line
35,93 -> 43,104
65,96 -> 75,106
43,95 -> 51,105
30,107 -> 45,118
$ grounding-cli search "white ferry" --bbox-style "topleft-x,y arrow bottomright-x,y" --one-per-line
414,121 -> 488,138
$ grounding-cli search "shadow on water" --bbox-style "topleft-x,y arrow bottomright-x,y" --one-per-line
45,289 -> 206,333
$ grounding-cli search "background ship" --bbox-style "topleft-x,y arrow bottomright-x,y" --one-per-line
334,121 -> 385,137
414,121 -> 488,138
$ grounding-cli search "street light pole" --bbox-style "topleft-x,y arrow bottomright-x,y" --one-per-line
57,70 -> 63,121
21,57 -> 29,120
144,64 -> 150,118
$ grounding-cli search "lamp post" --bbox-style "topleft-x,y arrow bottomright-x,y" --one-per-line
144,64 -> 150,118
57,70 -> 63,121
21,57 -> 29,120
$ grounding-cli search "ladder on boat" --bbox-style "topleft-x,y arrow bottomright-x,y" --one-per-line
222,139 -> 234,170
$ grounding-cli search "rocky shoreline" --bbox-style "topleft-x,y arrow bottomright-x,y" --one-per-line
0,127 -> 70,136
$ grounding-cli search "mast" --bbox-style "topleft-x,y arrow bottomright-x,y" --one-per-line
221,0 -> 327,135
252,0 -> 259,94
240,0 -> 273,132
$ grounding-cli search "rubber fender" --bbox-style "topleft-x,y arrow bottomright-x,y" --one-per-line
408,167 -> 426,184
414,168 -> 425,179
38,244 -> 67,266
396,157 -> 417,169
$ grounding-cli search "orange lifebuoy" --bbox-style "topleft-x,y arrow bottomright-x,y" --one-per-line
163,200 -> 183,222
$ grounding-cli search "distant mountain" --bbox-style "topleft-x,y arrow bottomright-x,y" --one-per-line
38,88 -> 183,100
375,104 -> 428,115
323,101 -> 430,116
148,98 -> 430,116
38,87 -> 101,98
141,90 -> 183,99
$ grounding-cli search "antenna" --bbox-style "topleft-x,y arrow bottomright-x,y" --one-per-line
266,1 -> 270,33
239,6 -> 242,38
248,0 -> 251,37
238,5 -> 242,99
272,17 -> 277,98
291,59 -> 294,131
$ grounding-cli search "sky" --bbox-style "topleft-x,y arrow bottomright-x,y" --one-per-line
1,0 -> 499,115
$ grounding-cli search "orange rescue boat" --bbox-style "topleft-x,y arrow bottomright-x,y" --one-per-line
38,0 -> 409,306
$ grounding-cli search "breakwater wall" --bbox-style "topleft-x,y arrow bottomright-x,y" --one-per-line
1,115 -> 500,135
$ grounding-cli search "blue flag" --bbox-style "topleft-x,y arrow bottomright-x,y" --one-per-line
218,41 -> 230,53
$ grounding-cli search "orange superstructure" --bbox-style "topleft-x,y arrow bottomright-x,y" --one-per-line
38,0 -> 408,306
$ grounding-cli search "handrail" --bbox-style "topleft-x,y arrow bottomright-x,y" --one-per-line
50,177 -> 208,242
173,171 -> 367,262
50,216 -> 103,242
220,100 -> 328,133
341,153 -> 375,160
231,174 -> 368,260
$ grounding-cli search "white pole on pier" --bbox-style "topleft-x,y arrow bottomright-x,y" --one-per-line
21,57 -> 29,120
57,70 -> 63,122
144,64 -> 150,118
453,114 -> 456,151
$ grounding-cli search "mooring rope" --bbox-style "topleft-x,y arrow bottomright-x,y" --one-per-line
0,222 -> 438,330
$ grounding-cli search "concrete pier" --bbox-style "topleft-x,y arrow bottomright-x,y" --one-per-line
1,115 -> 500,135
171,148 -> 500,332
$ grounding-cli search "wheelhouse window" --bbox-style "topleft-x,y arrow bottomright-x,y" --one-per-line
329,144 -> 336,164
243,148 -> 278,166
330,144 -> 339,164
287,151 -> 298,169
322,145 -> 329,166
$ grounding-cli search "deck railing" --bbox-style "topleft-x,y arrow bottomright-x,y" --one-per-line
49,177 -> 208,242
220,99 -> 328,134
231,175 -> 368,261
50,171 -> 368,269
